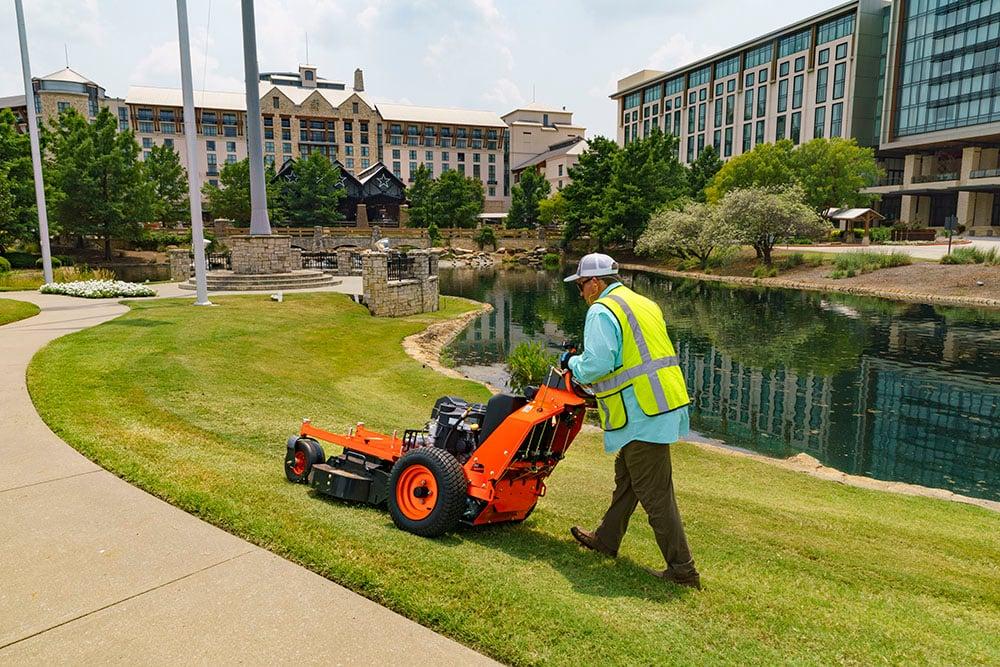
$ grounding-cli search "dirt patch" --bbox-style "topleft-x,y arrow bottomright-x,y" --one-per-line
622,261 -> 1000,309
403,297 -> 502,393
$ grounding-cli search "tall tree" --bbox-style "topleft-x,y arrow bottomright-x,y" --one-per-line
791,137 -> 881,212
405,163 -> 434,227
47,108 -> 153,260
561,136 -> 619,246
636,201 -> 730,269
686,145 -> 723,202
143,143 -> 189,225
538,191 -> 567,228
432,169 -> 483,228
706,140 -> 797,202
0,109 -> 41,253
715,185 -> 828,265
507,167 -> 551,229
201,158 -> 281,225
278,153 -> 346,226
595,130 -> 687,247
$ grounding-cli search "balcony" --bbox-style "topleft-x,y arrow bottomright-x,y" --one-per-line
911,171 -> 959,183
970,167 -> 1000,179
877,173 -> 904,186
206,168 -> 219,176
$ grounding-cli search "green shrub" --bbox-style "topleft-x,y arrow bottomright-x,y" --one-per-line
677,257 -> 701,271
506,341 -> 557,392
472,225 -> 497,250
869,227 -> 892,244
542,252 -> 560,270
831,251 -> 911,278
941,246 -> 999,265
776,253 -> 805,272
427,223 -> 441,247
37,256 -> 62,269
706,245 -> 739,269
3,252 -> 40,269
0,257 -> 10,273
752,265 -> 778,278
54,255 -> 74,267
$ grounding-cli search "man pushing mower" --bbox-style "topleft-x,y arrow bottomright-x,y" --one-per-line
561,253 -> 701,590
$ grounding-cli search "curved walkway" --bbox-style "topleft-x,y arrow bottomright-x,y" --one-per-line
0,287 -> 494,665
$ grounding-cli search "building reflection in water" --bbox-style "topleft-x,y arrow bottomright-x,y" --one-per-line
441,267 -> 1000,500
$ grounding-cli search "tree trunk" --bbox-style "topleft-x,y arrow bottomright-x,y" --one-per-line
103,234 -> 112,261
754,245 -> 763,260
761,245 -> 773,266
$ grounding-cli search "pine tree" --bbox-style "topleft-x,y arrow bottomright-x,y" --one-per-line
144,143 -> 189,225
405,164 -> 434,227
507,167 -> 551,229
0,109 -> 42,252
278,153 -> 346,226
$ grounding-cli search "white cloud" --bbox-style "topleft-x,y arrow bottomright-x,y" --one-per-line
471,0 -> 501,24
129,31 -> 244,93
422,35 -> 453,69
27,0 -> 104,48
482,77 -> 525,109
646,33 -> 716,71
499,45 -> 514,73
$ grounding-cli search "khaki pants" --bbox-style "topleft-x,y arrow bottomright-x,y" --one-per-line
594,440 -> 697,575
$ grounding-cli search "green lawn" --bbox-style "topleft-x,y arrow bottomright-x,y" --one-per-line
0,297 -> 40,326
27,293 -> 1000,666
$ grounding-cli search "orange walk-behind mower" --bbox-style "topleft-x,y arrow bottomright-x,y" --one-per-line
283,367 -> 589,537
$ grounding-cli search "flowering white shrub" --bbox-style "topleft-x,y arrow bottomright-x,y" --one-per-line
39,280 -> 156,299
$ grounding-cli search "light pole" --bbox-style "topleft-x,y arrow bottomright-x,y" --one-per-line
240,0 -> 271,236
175,0 -> 211,305
14,0 -> 54,284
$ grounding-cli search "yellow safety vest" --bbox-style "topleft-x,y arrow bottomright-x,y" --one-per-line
591,285 -> 690,431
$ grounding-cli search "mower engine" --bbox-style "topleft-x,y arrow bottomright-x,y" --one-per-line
427,396 -> 486,463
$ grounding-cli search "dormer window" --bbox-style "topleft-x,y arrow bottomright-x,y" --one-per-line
304,70 -> 314,81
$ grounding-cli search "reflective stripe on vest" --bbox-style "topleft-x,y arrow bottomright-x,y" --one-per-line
590,354 -> 680,395
602,292 -> 671,413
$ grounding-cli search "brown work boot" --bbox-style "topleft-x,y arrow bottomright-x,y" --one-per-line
570,526 -> 618,557
644,566 -> 702,590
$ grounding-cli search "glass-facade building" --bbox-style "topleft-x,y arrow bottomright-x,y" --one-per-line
614,0 -> 1000,232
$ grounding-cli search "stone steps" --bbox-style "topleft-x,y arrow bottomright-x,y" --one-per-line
178,270 -> 341,292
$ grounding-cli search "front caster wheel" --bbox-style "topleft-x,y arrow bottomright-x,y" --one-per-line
284,438 -> 325,483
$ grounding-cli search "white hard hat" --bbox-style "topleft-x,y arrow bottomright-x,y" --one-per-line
563,253 -> 619,282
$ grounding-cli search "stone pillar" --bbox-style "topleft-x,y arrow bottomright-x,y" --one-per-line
227,235 -> 295,274
168,248 -> 191,282
335,248 -> 355,276
362,252 -> 389,316
213,219 -> 229,240
902,154 -> 918,184
356,203 -> 369,229
313,226 -> 324,251
290,247 -> 303,270
957,191 -> 975,231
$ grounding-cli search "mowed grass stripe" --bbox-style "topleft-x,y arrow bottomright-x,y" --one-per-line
27,292 -> 1000,666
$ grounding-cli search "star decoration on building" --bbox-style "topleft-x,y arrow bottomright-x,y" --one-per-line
376,175 -> 392,190
336,176 -> 347,188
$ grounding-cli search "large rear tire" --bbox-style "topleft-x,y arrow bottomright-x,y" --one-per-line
285,438 -> 325,483
388,447 -> 467,537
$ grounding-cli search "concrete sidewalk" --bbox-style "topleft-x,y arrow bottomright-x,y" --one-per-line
777,236 -> 1000,260
0,289 -> 495,665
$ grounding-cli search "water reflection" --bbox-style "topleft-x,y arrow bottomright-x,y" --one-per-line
440,267 -> 1000,500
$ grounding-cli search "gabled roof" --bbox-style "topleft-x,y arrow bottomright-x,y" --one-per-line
357,161 -> 404,188
126,86 -> 247,111
260,82 -> 372,110
38,67 -> 96,85
823,207 -> 885,220
513,136 -> 588,171
376,103 -> 506,128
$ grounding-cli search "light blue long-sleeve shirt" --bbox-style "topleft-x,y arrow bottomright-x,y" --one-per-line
568,282 -> 690,454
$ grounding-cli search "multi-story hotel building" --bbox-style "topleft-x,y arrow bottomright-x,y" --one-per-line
0,67 -> 126,133
503,105 -> 587,193
613,0 -> 1000,232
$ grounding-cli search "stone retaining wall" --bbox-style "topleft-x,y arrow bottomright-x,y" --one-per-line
362,250 -> 439,317
228,235 -> 296,275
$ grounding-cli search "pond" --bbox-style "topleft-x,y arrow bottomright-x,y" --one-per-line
440,267 -> 1000,502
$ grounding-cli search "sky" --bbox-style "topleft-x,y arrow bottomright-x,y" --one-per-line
1,0 -> 839,139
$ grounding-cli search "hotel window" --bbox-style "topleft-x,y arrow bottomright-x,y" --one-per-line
652,116 -> 658,130
714,98 -> 723,126
830,102 -> 843,137
34,96 -> 41,114
778,29 -> 811,58
755,120 -> 764,145
224,126 -> 237,137
744,43 -> 772,69
832,63 -> 846,99
715,54 -> 740,79
715,82 -> 723,96
58,101 -> 70,113
393,161 -> 401,176
699,88 -> 707,101
411,150 -> 418,160
489,186 -> 496,196
361,159 -> 369,169
345,146 -> 354,156
226,141 -> 236,152
644,106 -> 651,119
139,121 -> 154,133
558,164 -> 563,176
686,136 -> 694,162
790,111 -> 801,144
283,142 -> 291,153
473,153 -> 481,163
226,154 -> 236,164
425,150 -> 433,161
207,153 -> 217,166
137,108 -> 154,121
473,164 -> 480,178
792,75 -> 803,109
725,95 -> 734,124
392,149 -> 400,160
266,128 -> 274,140
758,68 -> 767,84
458,164 -> 466,175
794,56 -> 805,72
779,61 -> 789,77
689,65 -> 711,88
835,43 -> 847,60
817,14 -> 855,45
305,71 -> 314,81
161,122 -> 175,134
488,154 -> 496,163
264,155 -> 274,167
361,146 -> 370,157
142,137 -> 153,148
816,68 -> 829,103
724,127 -> 733,156
488,164 -> 496,182
818,48 -> 830,65
756,86 -> 767,117
776,115 -> 786,140
697,134 -> 705,154
688,107 -> 695,133
777,79 -> 788,112
346,158 -> 354,169
352,102 -> 359,114
143,151 -> 150,160
727,79 -> 736,93
688,91 -> 696,105
742,124 -> 751,152
698,103 -> 706,131
88,98 -> 98,117
206,141 -> 216,151
745,73 -> 755,88
222,113 -> 236,125
814,107 -> 826,138
281,117 -> 290,128
272,96 -> 279,109
409,161 -> 417,175
674,110 -> 681,132
163,138 -> 173,148
624,91 -> 641,109
744,89 -> 754,121
713,129 -> 721,152
664,113 -> 672,135
344,132 -> 353,144
265,141 -> 274,153
282,129 -> 291,141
